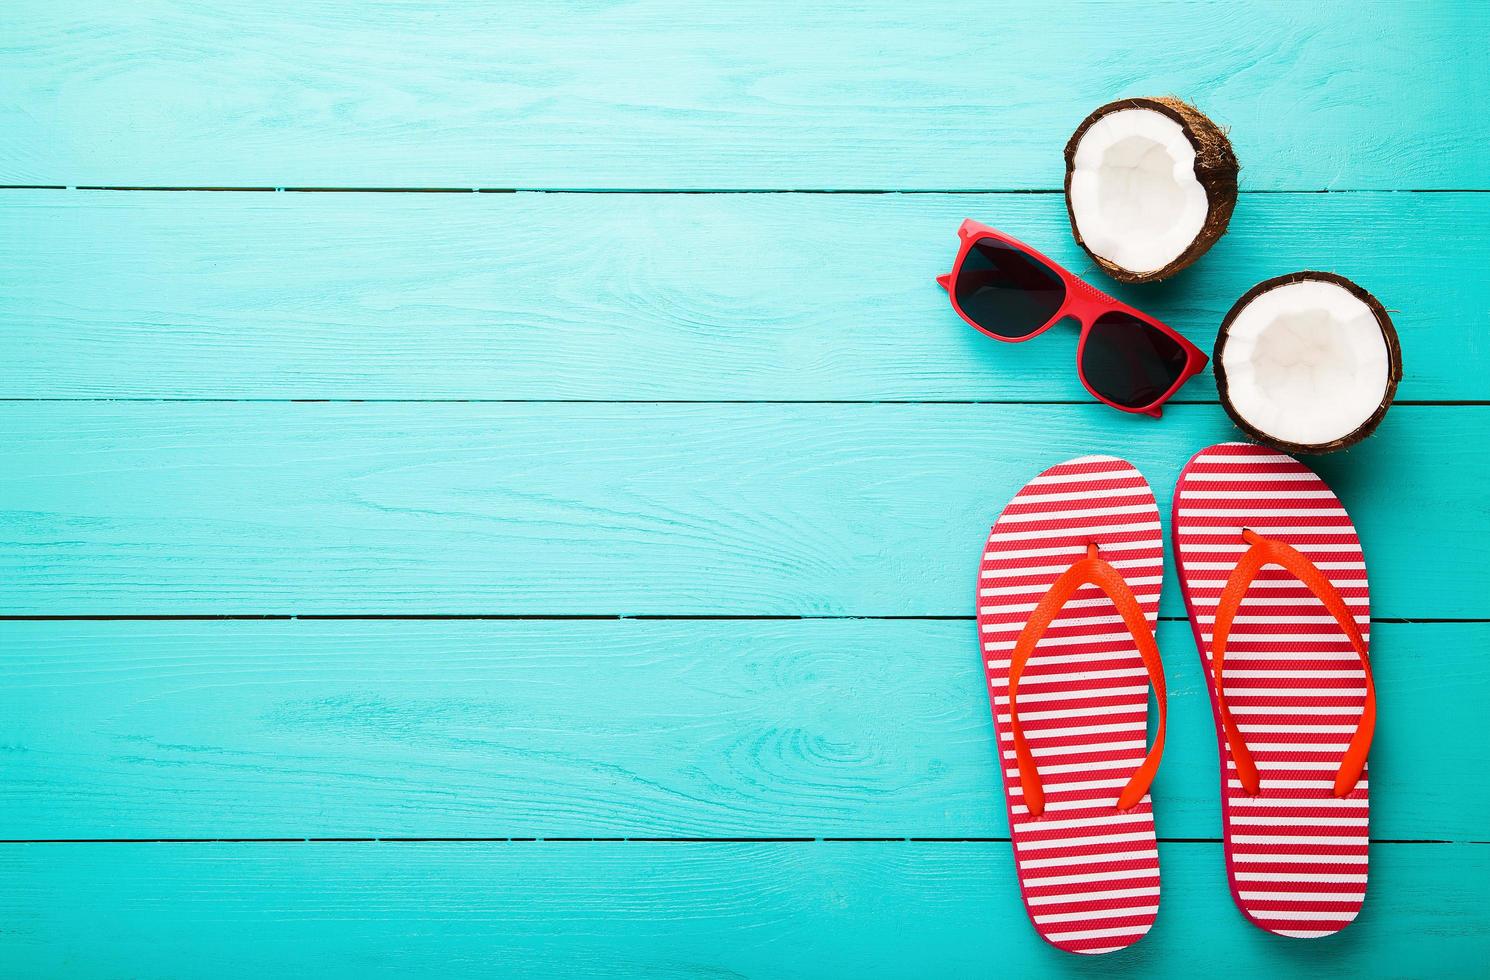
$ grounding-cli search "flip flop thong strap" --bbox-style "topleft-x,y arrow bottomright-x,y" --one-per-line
1008,542 -> 1167,819
1211,529 -> 1376,798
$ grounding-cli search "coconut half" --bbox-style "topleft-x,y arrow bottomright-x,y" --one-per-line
1065,97 -> 1239,283
1215,272 -> 1402,454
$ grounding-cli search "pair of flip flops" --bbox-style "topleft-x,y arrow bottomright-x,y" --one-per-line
979,442 -> 1374,954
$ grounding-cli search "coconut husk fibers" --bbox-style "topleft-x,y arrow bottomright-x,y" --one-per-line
1064,96 -> 1239,284
1214,271 -> 1402,455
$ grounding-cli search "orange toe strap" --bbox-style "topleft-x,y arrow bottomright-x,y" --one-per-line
1009,543 -> 1167,819
1211,529 -> 1376,798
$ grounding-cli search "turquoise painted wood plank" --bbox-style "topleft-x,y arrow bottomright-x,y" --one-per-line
1,403 -> 1484,617
2,190 -> 1484,401
2,2 -> 1486,189
1,620 -> 1482,842
1,841 -> 1484,977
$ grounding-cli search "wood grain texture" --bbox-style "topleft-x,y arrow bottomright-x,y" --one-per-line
4,0 -> 1486,970
2,841 -> 1486,977
3,190 -> 1486,401
3,2 -> 1487,189
2,403 -> 1484,617
1,620 -> 1483,842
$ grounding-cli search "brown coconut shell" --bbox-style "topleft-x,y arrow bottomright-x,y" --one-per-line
1215,271 -> 1402,455
1064,96 -> 1239,284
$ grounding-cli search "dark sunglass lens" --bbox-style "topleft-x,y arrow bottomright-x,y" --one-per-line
954,238 -> 1067,338
1080,311 -> 1190,408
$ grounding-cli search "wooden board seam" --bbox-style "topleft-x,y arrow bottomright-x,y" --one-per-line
5,187 -> 1490,194
0,838 -> 1479,845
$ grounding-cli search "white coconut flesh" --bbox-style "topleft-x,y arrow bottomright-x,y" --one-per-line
1068,109 -> 1210,275
1221,280 -> 1391,447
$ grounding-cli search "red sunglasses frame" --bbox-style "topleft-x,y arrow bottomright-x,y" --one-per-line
937,220 -> 1207,417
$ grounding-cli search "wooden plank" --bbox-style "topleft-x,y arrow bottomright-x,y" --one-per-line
1,841 -> 1484,977
2,2 -> 1486,189
0,620 -> 1481,842
1,403 -> 1484,617
2,190 -> 1485,401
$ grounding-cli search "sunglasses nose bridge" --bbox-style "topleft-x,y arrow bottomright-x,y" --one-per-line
1056,300 -> 1097,337
1063,278 -> 1116,319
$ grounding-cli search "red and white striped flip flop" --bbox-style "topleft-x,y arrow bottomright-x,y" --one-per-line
977,455 -> 1168,955
1173,443 -> 1375,938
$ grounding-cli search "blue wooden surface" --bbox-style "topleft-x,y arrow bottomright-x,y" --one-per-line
2,1 -> 1488,977
3,191 -> 1487,401
2,620 -> 1486,841
2,2 -> 1487,189
3,843 -> 1488,978
2,403 -> 1487,617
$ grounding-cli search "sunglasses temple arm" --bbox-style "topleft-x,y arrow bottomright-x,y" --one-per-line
936,273 -> 952,291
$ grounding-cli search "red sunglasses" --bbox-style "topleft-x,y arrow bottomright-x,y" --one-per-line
937,220 -> 1207,417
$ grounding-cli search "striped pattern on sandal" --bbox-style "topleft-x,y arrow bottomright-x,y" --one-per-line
1174,442 -> 1371,938
978,455 -> 1163,954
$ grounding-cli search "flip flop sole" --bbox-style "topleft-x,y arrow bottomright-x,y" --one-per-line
1173,443 -> 1370,938
978,455 -> 1163,954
